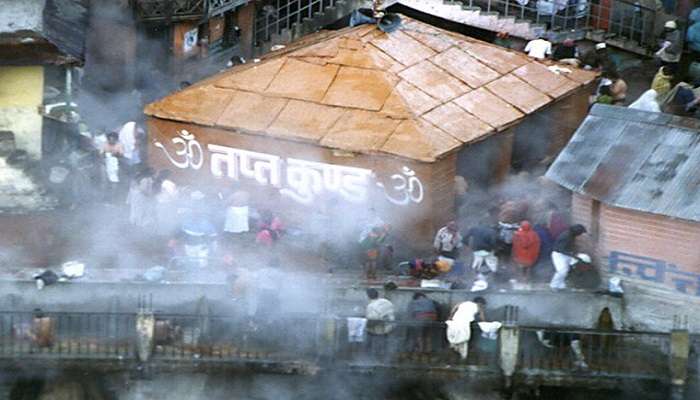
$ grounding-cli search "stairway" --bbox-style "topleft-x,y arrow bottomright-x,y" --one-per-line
254,0 -> 371,56
393,0 -> 657,54
252,0 -> 660,57
395,0 -> 547,40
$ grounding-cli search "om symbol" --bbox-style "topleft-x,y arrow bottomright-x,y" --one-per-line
153,129 -> 204,170
377,166 -> 424,206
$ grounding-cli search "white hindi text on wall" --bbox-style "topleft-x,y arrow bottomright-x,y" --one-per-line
154,130 -> 424,206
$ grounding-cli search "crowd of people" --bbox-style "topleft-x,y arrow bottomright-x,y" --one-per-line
424,218 -> 590,292
517,19 -> 700,117
357,173 -> 593,292
41,120 -> 289,270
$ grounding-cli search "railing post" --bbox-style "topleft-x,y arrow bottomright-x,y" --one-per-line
499,306 -> 520,394
135,298 -> 154,365
320,316 -> 337,362
669,326 -> 690,400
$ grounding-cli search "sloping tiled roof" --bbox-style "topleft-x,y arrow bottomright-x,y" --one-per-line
546,105 -> 700,223
146,16 -> 596,162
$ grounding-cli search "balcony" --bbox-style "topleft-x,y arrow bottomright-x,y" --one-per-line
132,0 -> 247,23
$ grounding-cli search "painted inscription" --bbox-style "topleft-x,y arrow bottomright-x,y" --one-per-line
608,251 -> 700,297
154,131 -> 424,206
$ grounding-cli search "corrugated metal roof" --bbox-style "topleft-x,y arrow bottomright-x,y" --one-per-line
546,104 -> 700,222
146,16 -> 597,162
0,0 -> 87,65
42,0 -> 88,63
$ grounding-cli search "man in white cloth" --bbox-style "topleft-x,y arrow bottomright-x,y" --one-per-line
365,288 -> 395,359
118,121 -> 140,167
524,35 -> 552,60
446,297 -> 486,360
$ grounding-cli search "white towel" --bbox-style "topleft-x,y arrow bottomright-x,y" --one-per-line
118,121 -> 137,162
105,154 -> 119,183
61,261 -> 85,278
224,206 -> 249,233
478,321 -> 503,340
347,317 -> 367,343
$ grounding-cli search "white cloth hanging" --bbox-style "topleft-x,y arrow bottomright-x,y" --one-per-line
118,121 -> 138,163
347,317 -> 367,343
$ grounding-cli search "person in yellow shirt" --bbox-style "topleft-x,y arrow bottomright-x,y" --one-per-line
651,65 -> 674,96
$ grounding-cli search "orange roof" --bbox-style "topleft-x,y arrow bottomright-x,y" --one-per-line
145,17 -> 596,162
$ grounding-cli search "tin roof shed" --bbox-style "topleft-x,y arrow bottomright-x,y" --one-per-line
546,105 -> 700,223
145,16 -> 596,162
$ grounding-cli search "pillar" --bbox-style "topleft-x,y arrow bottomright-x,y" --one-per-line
669,329 -> 690,400
237,2 -> 256,59
499,325 -> 520,391
135,310 -> 155,364
320,317 -> 337,361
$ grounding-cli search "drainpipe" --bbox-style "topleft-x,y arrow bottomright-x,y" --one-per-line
499,305 -> 520,396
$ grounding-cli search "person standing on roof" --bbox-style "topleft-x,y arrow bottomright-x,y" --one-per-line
550,224 -> 587,290
656,20 -> 682,67
524,35 -> 552,60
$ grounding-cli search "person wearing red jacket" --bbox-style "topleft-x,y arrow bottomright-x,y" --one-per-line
512,221 -> 541,283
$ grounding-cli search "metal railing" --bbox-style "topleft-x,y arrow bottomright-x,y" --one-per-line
518,326 -> 671,378
0,311 -> 136,359
252,0 -> 659,52
586,0 -> 657,48
149,313 -> 323,363
254,0 -> 340,45
132,0 -> 246,22
0,310 -> 674,381
461,0 -> 657,47
330,318 -> 500,368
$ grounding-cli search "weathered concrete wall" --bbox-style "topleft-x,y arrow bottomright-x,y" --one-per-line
0,66 -> 44,156
0,0 -> 44,33
0,279 -> 623,329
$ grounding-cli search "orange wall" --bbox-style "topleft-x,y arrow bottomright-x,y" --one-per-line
573,193 -> 700,297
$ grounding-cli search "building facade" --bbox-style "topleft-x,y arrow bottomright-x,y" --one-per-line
145,16 -> 595,247
547,105 -> 700,299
